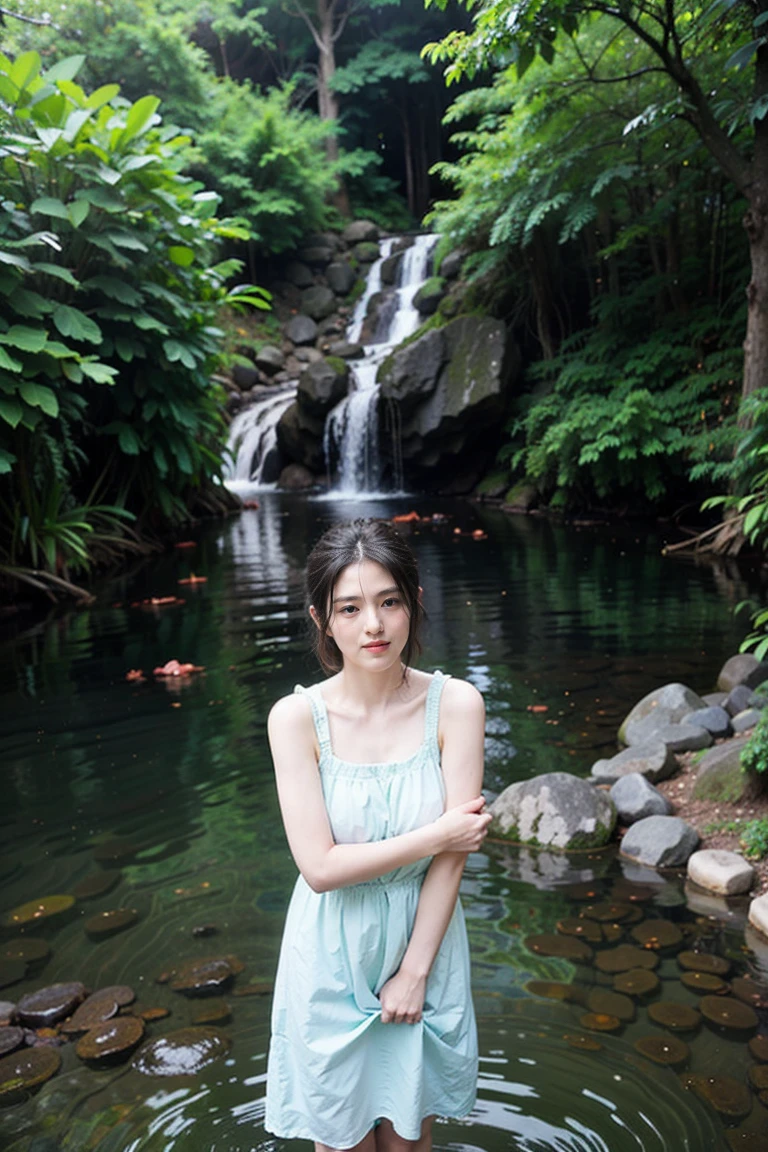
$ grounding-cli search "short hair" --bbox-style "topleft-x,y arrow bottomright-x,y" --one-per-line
306,518 -> 423,675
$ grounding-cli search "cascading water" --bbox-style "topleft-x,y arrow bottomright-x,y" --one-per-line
223,385 -> 296,491
324,233 -> 437,495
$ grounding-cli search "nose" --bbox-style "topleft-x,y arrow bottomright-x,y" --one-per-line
364,604 -> 383,633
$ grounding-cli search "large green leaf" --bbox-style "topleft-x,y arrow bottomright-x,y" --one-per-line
163,340 -> 197,369
0,398 -> 23,428
30,196 -> 69,220
81,276 -> 143,306
9,52 -> 41,94
32,262 -> 79,286
79,361 -> 118,384
86,83 -> 120,110
46,55 -> 86,83
0,325 -> 47,353
168,246 -> 195,267
0,447 -> 16,474
19,380 -> 58,417
121,95 -> 161,144
53,304 -> 102,344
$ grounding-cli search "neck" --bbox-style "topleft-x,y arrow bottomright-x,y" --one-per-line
336,663 -> 407,708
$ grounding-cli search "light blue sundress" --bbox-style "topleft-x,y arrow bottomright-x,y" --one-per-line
265,670 -> 478,1147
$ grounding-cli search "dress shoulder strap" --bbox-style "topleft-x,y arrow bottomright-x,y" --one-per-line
293,684 -> 332,757
425,670 -> 450,752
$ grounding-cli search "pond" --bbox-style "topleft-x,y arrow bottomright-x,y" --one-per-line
1,494 -> 767,1151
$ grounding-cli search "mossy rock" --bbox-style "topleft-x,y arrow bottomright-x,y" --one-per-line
0,1046 -> 60,1104
504,483 -> 538,512
475,471 -> 509,499
413,276 -> 447,316
692,740 -> 753,803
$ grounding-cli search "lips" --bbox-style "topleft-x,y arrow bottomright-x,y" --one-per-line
363,641 -> 390,651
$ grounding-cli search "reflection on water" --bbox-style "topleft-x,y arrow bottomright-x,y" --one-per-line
0,495 -> 766,1150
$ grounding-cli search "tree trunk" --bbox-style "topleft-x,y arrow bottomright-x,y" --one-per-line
742,192 -> 768,408
315,0 -> 350,216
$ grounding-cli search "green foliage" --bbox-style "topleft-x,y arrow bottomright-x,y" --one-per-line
0,50 -> 267,587
741,710 -> 768,775
740,817 -> 768,860
194,80 -> 338,254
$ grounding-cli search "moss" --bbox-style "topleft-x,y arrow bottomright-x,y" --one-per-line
347,278 -> 366,304
475,471 -> 510,497
324,356 -> 348,378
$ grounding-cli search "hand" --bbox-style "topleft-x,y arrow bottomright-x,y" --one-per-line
434,796 -> 491,854
378,967 -> 427,1024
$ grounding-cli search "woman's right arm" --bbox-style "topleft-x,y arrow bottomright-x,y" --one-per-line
267,694 -> 489,893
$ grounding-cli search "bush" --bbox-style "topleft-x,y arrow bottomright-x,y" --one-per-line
0,50 -> 267,591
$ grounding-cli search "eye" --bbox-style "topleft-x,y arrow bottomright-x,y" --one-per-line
339,604 -> 358,615
382,597 -> 400,608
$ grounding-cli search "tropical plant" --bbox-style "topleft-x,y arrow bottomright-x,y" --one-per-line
0,50 -> 268,596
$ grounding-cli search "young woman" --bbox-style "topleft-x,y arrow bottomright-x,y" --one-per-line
265,518 -> 490,1152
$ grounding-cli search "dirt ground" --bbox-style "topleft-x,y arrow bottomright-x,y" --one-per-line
652,746 -> 768,893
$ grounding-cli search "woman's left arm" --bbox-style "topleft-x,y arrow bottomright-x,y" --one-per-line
378,678 -> 485,1024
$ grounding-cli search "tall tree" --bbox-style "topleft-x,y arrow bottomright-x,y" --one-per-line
425,0 -> 768,413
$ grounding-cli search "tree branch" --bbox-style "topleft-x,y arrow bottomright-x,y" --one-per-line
0,4 -> 58,27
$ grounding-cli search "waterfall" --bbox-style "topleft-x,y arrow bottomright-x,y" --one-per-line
324,233 -> 437,495
223,386 -> 296,491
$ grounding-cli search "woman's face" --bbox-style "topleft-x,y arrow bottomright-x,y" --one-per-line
322,559 -> 411,673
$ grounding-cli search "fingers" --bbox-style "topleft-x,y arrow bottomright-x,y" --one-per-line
458,796 -> 486,813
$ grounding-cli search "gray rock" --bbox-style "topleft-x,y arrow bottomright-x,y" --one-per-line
326,261 -> 356,295
504,483 -> 538,512
680,706 -> 732,738
294,347 -> 323,363
489,771 -> 616,851
342,219 -> 379,244
732,708 -> 761,733
702,692 -> 728,707
380,253 -> 402,285
285,314 -> 318,345
231,361 -> 261,389
654,723 -> 712,752
378,329 -> 446,414
325,341 -> 363,359
254,345 -> 285,375
749,893 -> 768,939
609,774 -> 671,823
360,289 -> 398,344
692,738 -> 751,803
619,683 -> 707,746
590,740 -> 677,785
413,276 -> 446,316
439,249 -> 465,279
718,653 -> 768,692
283,260 -> 314,288
279,463 -> 315,490
297,357 -> 349,419
687,849 -> 755,896
725,683 -> 754,716
619,815 -> 700,869
299,245 -> 334,267
301,285 -> 337,321
354,241 -> 381,264
276,401 -> 324,472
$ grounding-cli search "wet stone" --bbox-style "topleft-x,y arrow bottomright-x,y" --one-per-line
16,982 -> 88,1027
60,994 -> 119,1034
586,989 -> 635,1022
167,955 -> 244,996
630,919 -> 684,950
563,1033 -> 602,1052
132,1026 -> 231,1076
191,1000 -> 231,1025
85,908 -> 139,939
647,1001 -> 701,1032
580,1012 -> 621,1032
92,839 -> 137,865
581,901 -> 633,923
75,1016 -> 144,1064
748,1034 -> 768,1062
72,870 -> 121,900
635,1035 -> 689,1067
0,1046 -> 61,1104
680,971 -> 729,995
1,939 -> 50,965
681,1073 -> 752,1120
595,945 -> 659,974
0,1001 -> 15,1022
525,981 -> 586,1004
556,917 -> 602,943
748,1064 -> 768,1091
700,995 -> 758,1034
677,950 -> 731,977
613,968 -> 661,998
0,1026 -> 24,1056
2,894 -> 75,928
524,934 -> 593,963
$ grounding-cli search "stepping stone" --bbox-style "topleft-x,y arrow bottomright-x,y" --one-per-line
619,815 -> 699,869
687,849 -> 754,896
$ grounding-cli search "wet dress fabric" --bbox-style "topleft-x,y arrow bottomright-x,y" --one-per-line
264,670 -> 478,1147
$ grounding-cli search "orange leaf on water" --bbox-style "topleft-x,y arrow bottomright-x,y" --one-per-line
526,704 -> 549,713
472,530 -> 487,540
125,669 -> 145,683
392,511 -> 420,523
153,659 -> 205,677
174,541 -> 196,549
241,500 -> 260,510
178,574 -> 208,585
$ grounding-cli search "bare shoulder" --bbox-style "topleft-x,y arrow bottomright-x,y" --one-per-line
440,676 -> 485,719
268,691 -> 312,729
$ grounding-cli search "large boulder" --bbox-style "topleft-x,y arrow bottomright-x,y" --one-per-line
609,775 -> 671,824
687,849 -> 754,896
297,358 -> 349,420
354,241 -> 380,264
360,289 -> 398,344
489,772 -> 616,851
439,249 -> 466,279
342,219 -> 379,244
618,683 -> 707,746
301,285 -> 337,321
285,314 -> 318,345
652,723 -> 712,752
619,815 -> 699,868
718,654 -> 768,693
377,329 -> 446,415
276,402 -> 325,472
590,740 -> 677,785
380,315 -> 519,491
692,738 -> 753,803
413,276 -> 446,316
283,260 -> 314,288
298,244 -> 334,267
279,463 -> 315,490
254,345 -> 284,375
380,252 -> 403,285
326,262 -> 356,296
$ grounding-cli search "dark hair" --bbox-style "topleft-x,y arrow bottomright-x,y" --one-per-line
306,518 -> 423,675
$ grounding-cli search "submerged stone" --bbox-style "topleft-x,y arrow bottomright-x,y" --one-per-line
524,934 -> 593,963
0,1046 -> 60,1103
635,1035 -> 689,1067
132,1026 -> 231,1076
700,995 -> 758,1034
72,871 -> 121,900
595,945 -> 658,974
680,971 -> 729,995
647,1001 -> 701,1032
612,968 -> 661,998
681,1073 -> 752,1120
563,1033 -> 602,1052
84,908 -> 139,940
75,1016 -> 144,1063
630,919 -> 683,950
3,895 -> 75,928
579,1012 -> 621,1032
677,950 -> 731,977
0,1026 -> 24,1057
586,989 -> 635,1022
166,955 -> 244,996
16,983 -> 87,1027
1,939 -> 49,964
